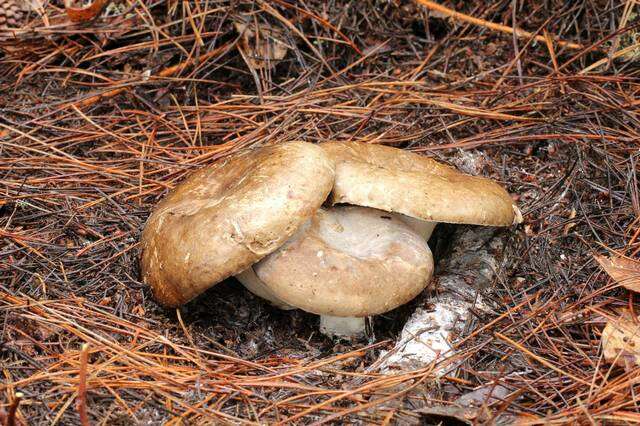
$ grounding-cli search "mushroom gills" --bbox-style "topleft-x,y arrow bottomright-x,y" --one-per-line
253,206 -> 434,338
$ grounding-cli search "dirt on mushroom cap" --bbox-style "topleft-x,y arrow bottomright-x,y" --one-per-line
140,141 -> 335,307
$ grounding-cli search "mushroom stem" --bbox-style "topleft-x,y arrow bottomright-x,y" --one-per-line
394,214 -> 437,241
319,315 -> 366,338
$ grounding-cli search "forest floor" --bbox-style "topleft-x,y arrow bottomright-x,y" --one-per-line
1,0 -> 639,424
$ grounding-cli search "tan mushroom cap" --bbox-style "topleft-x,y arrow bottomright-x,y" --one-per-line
321,141 -> 521,227
253,206 -> 434,317
235,266 -> 295,310
140,142 -> 335,307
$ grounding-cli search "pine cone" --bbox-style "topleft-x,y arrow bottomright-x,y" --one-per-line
0,0 -> 25,28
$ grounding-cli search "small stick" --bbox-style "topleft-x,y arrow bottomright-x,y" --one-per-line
76,343 -> 90,426
414,0 -> 584,50
7,392 -> 22,426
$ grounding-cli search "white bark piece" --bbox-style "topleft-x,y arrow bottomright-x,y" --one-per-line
378,226 -> 505,374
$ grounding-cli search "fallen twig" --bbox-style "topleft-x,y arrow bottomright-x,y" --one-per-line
414,0 -> 584,50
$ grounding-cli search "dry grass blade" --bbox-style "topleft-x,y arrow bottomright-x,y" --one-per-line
0,290 -> 442,423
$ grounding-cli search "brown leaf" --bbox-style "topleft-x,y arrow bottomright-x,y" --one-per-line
234,18 -> 288,70
64,0 -> 108,23
602,309 -> 640,367
594,254 -> 640,292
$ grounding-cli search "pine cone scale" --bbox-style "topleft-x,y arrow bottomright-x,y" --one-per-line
0,0 -> 25,28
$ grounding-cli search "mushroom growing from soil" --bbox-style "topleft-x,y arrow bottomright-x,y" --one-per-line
140,141 -> 335,307
251,205 -> 434,338
320,141 -> 522,241
142,139 -> 519,340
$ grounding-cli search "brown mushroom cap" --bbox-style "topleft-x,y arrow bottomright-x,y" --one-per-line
253,206 -> 434,317
140,142 -> 335,307
321,141 -> 520,226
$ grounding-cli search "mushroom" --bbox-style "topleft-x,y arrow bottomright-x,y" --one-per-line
140,141 -> 335,307
251,205 -> 434,338
235,266 -> 294,310
320,141 -> 522,241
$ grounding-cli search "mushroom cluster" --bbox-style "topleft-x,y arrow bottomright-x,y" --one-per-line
141,141 -> 521,338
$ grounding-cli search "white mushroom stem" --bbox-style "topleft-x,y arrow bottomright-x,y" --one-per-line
319,315 -> 366,338
392,214 -> 437,241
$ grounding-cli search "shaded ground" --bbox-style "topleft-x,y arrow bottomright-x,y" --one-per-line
1,0 -> 639,424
